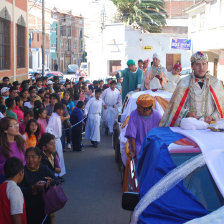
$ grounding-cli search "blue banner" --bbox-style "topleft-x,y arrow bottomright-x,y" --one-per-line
171,38 -> 191,50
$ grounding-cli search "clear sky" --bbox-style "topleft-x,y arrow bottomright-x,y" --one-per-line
46,0 -> 102,16
46,0 -> 116,21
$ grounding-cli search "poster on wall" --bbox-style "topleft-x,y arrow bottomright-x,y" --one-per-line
171,38 -> 191,50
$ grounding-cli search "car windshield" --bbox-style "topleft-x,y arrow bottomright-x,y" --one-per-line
69,65 -> 78,69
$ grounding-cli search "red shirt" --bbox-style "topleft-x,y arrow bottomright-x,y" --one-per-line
0,182 -> 27,224
12,106 -> 24,124
19,121 -> 26,135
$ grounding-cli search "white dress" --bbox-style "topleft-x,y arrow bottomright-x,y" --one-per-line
46,112 -> 66,177
101,88 -> 121,133
84,97 -> 103,142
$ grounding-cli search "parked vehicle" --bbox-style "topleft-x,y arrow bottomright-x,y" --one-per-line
36,66 -> 51,75
28,71 -> 42,80
45,72 -> 66,84
45,71 -> 64,78
67,64 -> 79,74
80,62 -> 88,76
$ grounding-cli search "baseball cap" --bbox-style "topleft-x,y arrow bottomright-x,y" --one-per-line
47,80 -> 54,85
1,87 -> 10,94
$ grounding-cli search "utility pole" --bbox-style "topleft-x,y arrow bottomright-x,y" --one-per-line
42,0 -> 45,76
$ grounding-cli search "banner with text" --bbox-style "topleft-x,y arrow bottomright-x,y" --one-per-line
171,38 -> 191,50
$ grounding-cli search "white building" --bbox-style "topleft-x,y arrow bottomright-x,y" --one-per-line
87,23 -> 191,80
186,0 -> 224,81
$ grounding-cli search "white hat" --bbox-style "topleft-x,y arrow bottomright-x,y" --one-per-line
153,53 -> 161,61
47,80 -> 54,85
1,87 -> 10,94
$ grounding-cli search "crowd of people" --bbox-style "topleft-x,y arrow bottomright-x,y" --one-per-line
0,74 -> 123,224
1,50 -> 223,224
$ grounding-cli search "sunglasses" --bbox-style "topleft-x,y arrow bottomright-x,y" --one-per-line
31,95 -> 37,98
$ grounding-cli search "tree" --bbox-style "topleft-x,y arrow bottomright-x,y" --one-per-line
112,0 -> 167,33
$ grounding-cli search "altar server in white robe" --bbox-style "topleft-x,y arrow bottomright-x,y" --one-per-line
46,102 -> 66,176
85,88 -> 103,148
101,80 -> 121,135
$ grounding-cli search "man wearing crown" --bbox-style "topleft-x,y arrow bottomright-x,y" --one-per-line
160,51 -> 224,127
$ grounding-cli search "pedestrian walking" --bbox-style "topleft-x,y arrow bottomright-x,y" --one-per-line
84,88 -> 103,148
101,80 -> 121,135
70,101 -> 85,152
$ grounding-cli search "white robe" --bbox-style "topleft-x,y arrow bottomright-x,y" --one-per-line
101,88 -> 121,133
84,97 -> 103,142
163,72 -> 181,93
46,112 -> 66,177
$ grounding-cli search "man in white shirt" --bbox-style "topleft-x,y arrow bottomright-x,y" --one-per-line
101,80 -> 121,135
84,88 -> 103,148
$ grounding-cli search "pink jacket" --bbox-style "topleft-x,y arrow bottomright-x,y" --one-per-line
12,106 -> 24,124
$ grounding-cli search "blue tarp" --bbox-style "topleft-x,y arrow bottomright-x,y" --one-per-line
136,127 -> 208,224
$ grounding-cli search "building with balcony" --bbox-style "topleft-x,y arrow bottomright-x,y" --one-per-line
0,0 -> 28,82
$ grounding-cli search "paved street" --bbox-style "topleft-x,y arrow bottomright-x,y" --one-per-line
55,134 -> 130,224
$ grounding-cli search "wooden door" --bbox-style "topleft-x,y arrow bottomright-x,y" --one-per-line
166,54 -> 174,72
166,54 -> 181,72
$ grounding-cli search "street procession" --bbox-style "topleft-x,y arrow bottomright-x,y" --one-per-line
1,0 -> 224,223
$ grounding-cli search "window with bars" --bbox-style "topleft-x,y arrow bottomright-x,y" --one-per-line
0,18 -> 10,70
17,25 -> 25,68
67,26 -> 71,36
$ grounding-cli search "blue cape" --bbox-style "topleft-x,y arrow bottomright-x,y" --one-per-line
136,127 -> 208,224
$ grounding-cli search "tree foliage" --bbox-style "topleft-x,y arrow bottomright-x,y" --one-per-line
112,0 -> 167,33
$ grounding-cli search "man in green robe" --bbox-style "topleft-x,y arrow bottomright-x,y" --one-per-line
111,59 -> 143,101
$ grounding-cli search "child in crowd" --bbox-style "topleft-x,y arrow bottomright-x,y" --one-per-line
24,92 -> 37,109
62,91 -> 75,115
23,119 -> 40,148
38,133 -> 61,174
13,96 -> 24,124
79,86 -> 86,102
0,157 -> 26,224
0,117 -> 26,178
20,89 -> 29,103
20,147 -> 55,224
19,109 -> 34,135
37,108 -> 48,136
46,103 -> 66,177
1,87 -> 10,99
0,96 -> 6,105
0,104 -> 6,118
84,88 -> 103,148
37,89 -> 45,102
46,93 -> 60,118
70,101 -> 85,152
61,91 -> 74,149
85,85 -> 94,104
33,100 -> 43,120
5,98 -> 18,122
43,93 -> 50,108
